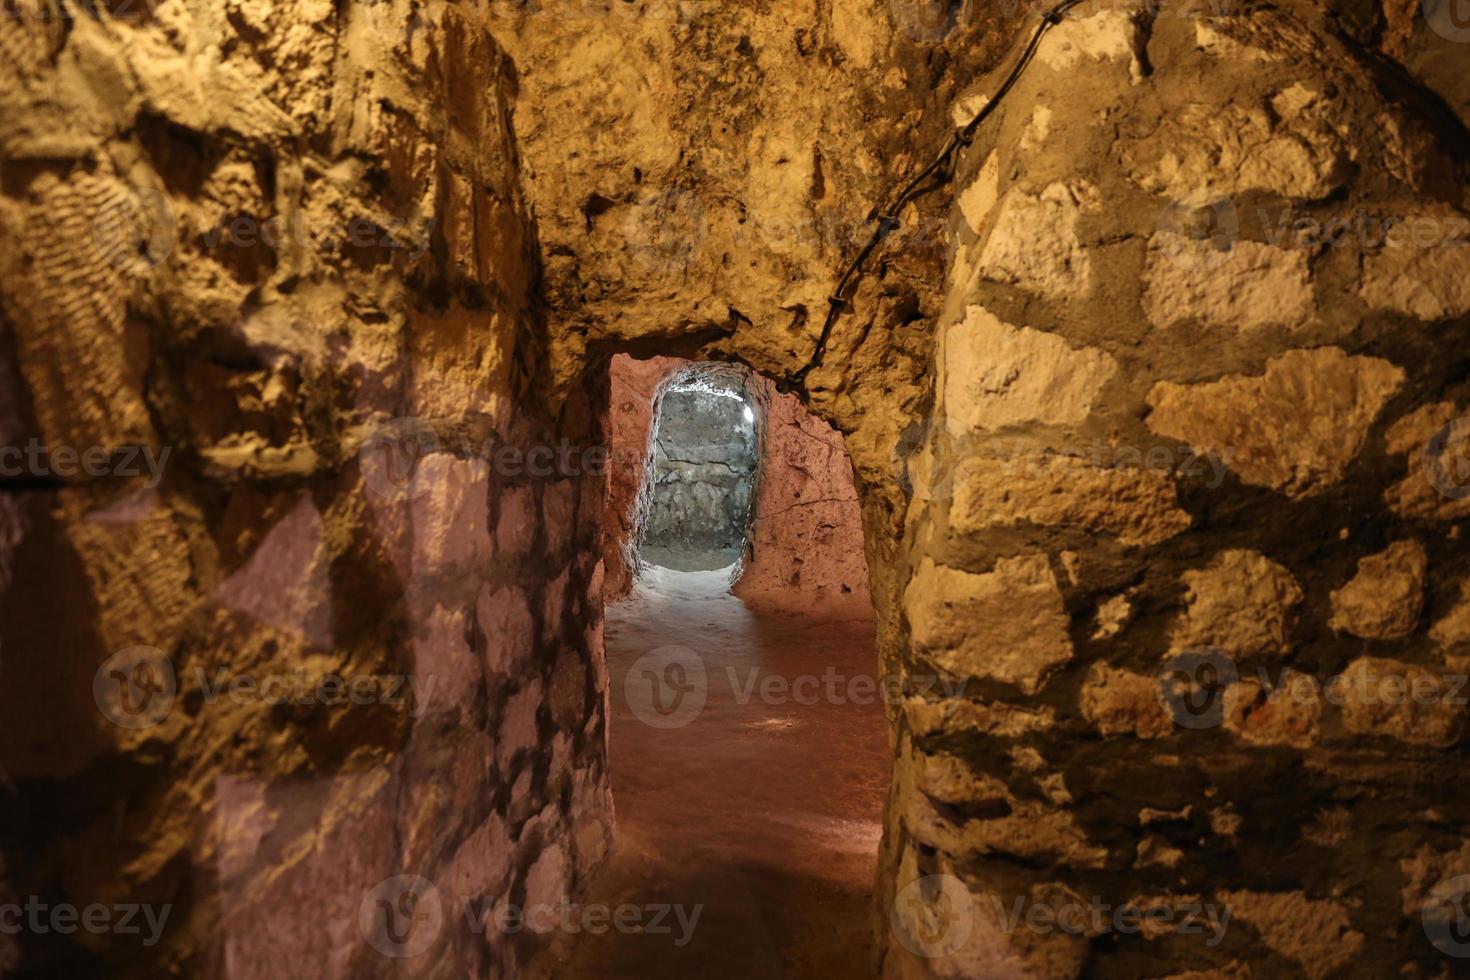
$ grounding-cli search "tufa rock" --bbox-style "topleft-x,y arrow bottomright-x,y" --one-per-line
1329,540 -> 1427,640
1146,347 -> 1403,499
904,555 -> 1072,695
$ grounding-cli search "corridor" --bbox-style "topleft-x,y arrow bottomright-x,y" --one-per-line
528,565 -> 889,979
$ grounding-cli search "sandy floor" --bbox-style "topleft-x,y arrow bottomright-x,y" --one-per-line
526,565 -> 890,979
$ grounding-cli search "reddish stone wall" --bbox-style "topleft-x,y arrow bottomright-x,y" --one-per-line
600,354 -> 685,600
735,374 -> 871,610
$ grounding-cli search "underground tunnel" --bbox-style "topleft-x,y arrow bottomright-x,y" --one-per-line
561,353 -> 886,978
4,1 -> 1470,979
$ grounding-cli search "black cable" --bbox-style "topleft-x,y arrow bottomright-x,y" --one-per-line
777,0 -> 1088,395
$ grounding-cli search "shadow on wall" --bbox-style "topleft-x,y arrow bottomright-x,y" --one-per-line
601,354 -> 870,609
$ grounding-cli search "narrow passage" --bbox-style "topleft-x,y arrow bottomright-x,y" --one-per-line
529,565 -> 889,979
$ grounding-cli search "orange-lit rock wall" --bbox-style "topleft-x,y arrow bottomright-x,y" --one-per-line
3,0 -> 1469,977
0,4 -> 610,977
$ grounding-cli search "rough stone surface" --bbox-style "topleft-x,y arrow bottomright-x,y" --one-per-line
1170,550 -> 1303,657
903,697 -> 1056,739
942,305 -> 1117,433
1218,890 -> 1364,980
1358,204 -> 1470,321
1146,348 -> 1404,499
975,182 -> 1099,300
1429,575 -> 1470,664
1334,657 -> 1465,747
1080,665 -> 1173,739
905,555 -> 1071,694
1329,540 -> 1427,640
901,746 -> 1108,868
641,382 -> 757,569
1092,593 -> 1133,640
1123,96 -> 1354,202
900,8 -> 1470,977
1399,840 -> 1470,917
0,5 -> 613,976
948,453 -> 1193,548
1383,401 -> 1470,521
477,583 -> 536,678
601,354 -> 681,599
1224,674 -> 1323,749
1141,235 -> 1314,334
735,373 -> 871,608
1035,9 -> 1145,80
957,151 -> 1000,236
213,493 -> 334,648
5,1 -> 1470,977
890,845 -> 1086,980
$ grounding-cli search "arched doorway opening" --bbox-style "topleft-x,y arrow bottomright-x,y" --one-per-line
638,372 -> 758,574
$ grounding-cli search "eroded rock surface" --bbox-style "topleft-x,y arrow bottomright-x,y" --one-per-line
1146,348 -> 1404,499
1329,540 -> 1428,640
943,305 -> 1117,432
1170,549 -> 1304,658
904,555 -> 1072,694
897,5 -> 1470,978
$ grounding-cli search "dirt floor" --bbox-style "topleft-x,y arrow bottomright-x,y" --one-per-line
525,565 -> 891,979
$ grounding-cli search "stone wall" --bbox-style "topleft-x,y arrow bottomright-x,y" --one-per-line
0,3 -> 610,977
600,354 -> 679,600
640,382 -> 757,569
735,373 -> 872,610
890,4 -> 1470,977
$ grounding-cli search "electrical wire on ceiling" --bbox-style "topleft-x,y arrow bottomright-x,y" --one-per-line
777,0 -> 1090,396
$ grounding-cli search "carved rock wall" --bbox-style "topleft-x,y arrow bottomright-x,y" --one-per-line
734,374 -> 872,610
890,4 -> 1470,977
3,0 -> 1468,977
0,3 -> 610,977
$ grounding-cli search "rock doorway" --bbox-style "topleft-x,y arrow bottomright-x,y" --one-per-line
524,354 -> 888,978
603,356 -> 873,610
638,375 -> 757,573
